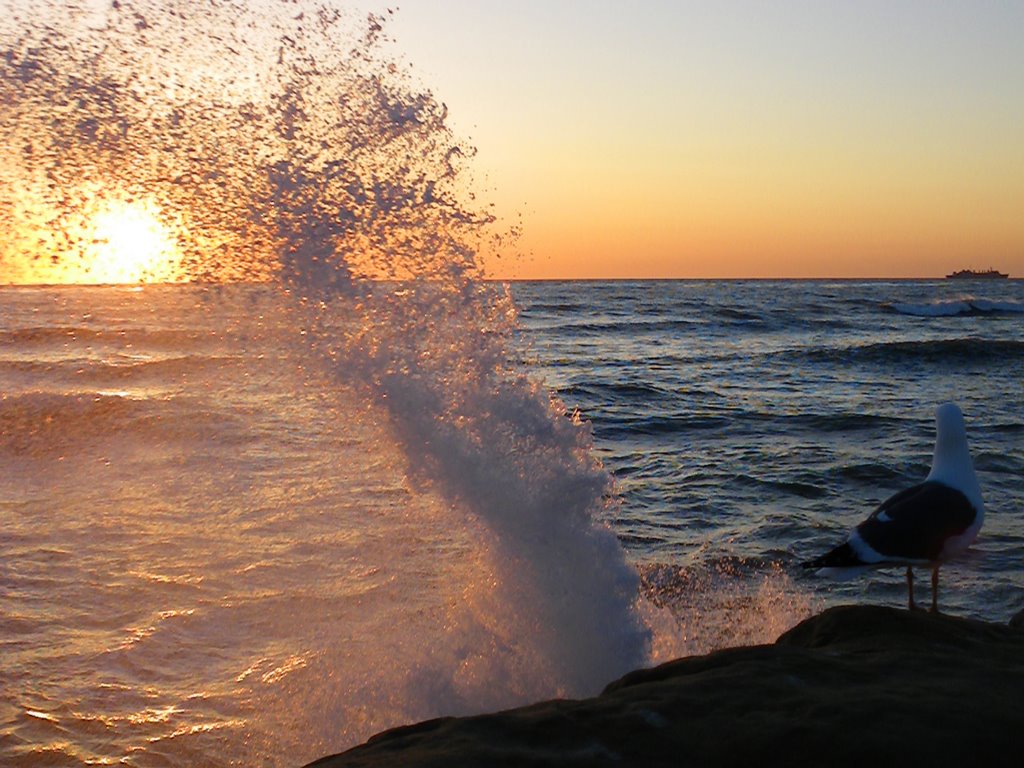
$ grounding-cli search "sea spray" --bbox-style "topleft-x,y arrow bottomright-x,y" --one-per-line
252,0 -> 654,697
1,0 -> 649,725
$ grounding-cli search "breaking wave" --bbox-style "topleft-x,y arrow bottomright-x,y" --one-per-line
799,338 -> 1024,366
0,0 -> 654,735
0,391 -> 244,456
889,298 -> 1024,317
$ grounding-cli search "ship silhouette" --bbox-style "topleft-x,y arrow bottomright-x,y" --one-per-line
945,268 -> 1009,279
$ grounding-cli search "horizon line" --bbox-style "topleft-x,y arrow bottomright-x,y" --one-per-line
2,275 -> 1017,288
485,275 -> 1018,282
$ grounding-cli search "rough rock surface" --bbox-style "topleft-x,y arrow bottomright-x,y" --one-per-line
306,605 -> 1024,768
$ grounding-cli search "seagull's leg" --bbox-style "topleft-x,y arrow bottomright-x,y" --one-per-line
906,566 -> 916,611
930,567 -> 940,614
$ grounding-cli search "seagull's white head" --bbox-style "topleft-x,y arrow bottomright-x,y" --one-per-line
926,403 -> 984,514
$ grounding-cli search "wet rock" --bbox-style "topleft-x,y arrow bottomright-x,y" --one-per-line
1009,607 -> 1024,629
307,605 -> 1024,768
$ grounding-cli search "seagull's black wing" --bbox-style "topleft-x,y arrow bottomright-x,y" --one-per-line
856,480 -> 976,562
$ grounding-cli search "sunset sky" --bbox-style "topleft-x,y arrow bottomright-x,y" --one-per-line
380,1 -> 1024,279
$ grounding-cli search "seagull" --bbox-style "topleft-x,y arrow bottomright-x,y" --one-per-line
802,403 -> 984,612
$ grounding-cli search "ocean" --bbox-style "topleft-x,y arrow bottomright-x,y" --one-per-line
2,279 -> 1022,766
2,2 -> 1023,765
512,279 -> 1024,617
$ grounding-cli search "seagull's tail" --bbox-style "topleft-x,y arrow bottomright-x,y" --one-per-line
801,542 -> 864,570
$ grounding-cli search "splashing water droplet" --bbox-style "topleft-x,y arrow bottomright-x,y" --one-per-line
0,1 -> 653,737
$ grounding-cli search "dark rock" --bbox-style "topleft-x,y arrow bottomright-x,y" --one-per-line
306,605 -> 1024,768
1010,607 -> 1024,629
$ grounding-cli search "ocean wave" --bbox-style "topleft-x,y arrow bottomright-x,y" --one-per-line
517,301 -> 585,314
783,412 -> 903,432
0,326 -> 106,344
0,391 -> 240,456
549,318 -> 702,335
889,299 -> 1024,317
800,337 -> 1024,365
837,462 -> 907,484
728,473 -> 828,499
0,326 -> 224,349
711,307 -> 763,322
0,354 -> 237,379
990,421 -> 1024,433
594,408 -> 899,441
598,413 -> 731,438
580,381 -> 674,400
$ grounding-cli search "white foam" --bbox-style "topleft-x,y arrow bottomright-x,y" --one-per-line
970,299 -> 1024,313
891,298 -> 1024,317
891,300 -> 972,317
293,281 -> 652,699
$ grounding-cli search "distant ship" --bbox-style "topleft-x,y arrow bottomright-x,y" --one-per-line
945,268 -> 1009,280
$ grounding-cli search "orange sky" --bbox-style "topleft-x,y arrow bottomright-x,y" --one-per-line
4,2 -> 1021,283
386,1 -> 1024,279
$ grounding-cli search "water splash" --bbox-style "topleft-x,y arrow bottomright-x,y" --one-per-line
1,0 -> 649,743
1,0 -> 489,284
640,562 -> 820,661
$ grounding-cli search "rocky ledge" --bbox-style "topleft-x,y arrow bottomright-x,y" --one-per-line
307,605 -> 1024,768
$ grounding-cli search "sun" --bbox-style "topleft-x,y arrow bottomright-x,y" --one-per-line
85,200 -> 183,284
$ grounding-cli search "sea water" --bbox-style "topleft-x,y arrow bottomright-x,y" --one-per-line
2,2 -> 1023,766
3,279 -> 1022,766
513,279 -> 1024,626
3,283 -> 591,765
